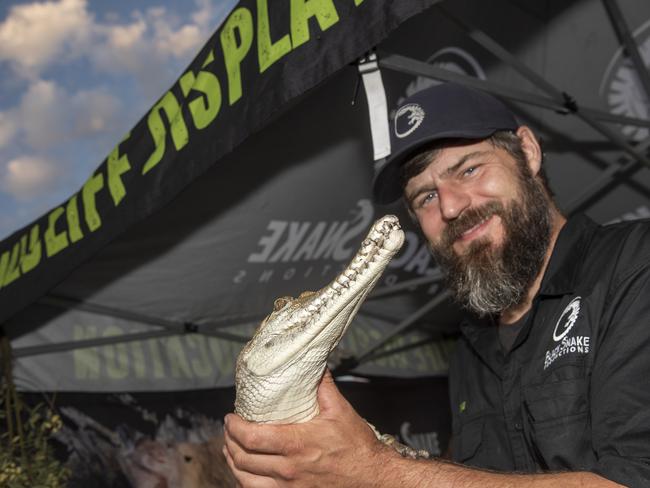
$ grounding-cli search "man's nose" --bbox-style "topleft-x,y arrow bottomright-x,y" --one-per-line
438,185 -> 470,221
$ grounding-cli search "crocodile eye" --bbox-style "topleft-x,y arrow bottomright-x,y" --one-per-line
184,455 -> 193,463
273,297 -> 292,311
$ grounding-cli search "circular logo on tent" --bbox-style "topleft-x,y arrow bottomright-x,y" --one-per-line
553,296 -> 581,342
600,19 -> 650,142
394,46 -> 487,111
395,103 -> 425,138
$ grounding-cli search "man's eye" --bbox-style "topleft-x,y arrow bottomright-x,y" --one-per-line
420,191 -> 437,206
463,166 -> 477,176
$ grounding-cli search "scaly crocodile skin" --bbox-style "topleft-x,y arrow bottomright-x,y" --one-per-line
234,215 -> 430,459
235,215 -> 404,424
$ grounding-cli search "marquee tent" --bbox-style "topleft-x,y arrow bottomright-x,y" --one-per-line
0,0 -> 649,484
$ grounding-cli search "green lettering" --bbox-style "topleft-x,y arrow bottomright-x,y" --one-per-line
179,71 -> 195,96
209,338 -> 235,377
44,207 -> 69,258
2,241 -> 21,286
103,326 -> 129,379
82,173 -> 104,232
0,251 -> 8,289
130,341 -> 147,379
202,51 -> 215,68
20,225 -> 41,274
290,0 -> 339,48
180,70 -> 223,130
165,337 -> 193,378
220,7 -> 254,105
73,325 -> 100,380
142,92 -> 189,175
169,109 -> 190,152
148,339 -> 166,379
257,0 -> 292,73
186,336 -> 213,378
354,0 -> 364,5
66,195 -> 83,243
107,134 -> 131,205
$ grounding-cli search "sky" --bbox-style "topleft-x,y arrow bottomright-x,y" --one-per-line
0,0 -> 238,240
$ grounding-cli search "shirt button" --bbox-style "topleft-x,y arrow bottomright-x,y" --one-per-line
514,422 -> 523,431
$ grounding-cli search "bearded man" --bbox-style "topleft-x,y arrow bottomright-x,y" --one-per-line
224,83 -> 650,487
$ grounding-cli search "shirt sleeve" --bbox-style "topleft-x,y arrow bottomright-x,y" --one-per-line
590,262 -> 650,487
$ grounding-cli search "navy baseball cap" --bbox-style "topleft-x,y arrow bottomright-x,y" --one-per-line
372,83 -> 519,204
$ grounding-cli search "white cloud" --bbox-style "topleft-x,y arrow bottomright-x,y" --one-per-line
106,18 -> 147,49
154,22 -> 203,59
19,79 -> 68,148
1,155 -> 60,201
0,0 -> 238,238
70,88 -> 123,135
0,0 -> 92,77
0,112 -> 17,148
14,79 -> 123,149
1,0 -> 227,109
0,0 -> 225,83
193,0 -> 238,31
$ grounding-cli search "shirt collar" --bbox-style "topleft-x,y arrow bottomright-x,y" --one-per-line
537,213 -> 599,296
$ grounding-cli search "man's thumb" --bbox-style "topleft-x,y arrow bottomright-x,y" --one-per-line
317,368 -> 345,413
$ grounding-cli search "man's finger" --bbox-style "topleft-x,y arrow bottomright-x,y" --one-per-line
223,444 -> 278,488
225,431 -> 300,483
225,413 -> 294,454
317,368 -> 349,414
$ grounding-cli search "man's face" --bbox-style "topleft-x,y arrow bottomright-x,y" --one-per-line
404,137 -> 552,315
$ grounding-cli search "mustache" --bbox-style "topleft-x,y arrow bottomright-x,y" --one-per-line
442,201 -> 506,246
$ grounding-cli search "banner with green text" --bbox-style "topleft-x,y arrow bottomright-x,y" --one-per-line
0,0 -> 438,325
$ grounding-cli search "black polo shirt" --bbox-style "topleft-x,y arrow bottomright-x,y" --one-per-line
448,214 -> 650,487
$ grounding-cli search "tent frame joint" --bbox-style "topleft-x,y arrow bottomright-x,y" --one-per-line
560,92 -> 578,114
183,322 -> 199,334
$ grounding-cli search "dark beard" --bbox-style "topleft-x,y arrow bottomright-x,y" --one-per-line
429,171 -> 552,316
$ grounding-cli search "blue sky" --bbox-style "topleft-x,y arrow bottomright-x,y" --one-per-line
0,0 -> 238,240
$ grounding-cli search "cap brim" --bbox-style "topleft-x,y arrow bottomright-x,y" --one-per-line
372,126 -> 509,205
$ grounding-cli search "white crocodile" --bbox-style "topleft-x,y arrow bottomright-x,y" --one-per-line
234,215 -> 430,459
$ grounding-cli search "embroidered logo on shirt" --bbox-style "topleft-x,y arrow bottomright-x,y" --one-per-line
553,296 -> 581,341
544,296 -> 590,369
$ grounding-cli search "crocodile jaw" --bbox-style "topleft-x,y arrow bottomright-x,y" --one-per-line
235,215 -> 404,423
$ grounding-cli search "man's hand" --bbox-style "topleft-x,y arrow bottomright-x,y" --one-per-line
223,370 -> 393,487
224,371 -> 625,488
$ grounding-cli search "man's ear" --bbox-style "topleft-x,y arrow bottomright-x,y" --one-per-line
516,126 -> 542,176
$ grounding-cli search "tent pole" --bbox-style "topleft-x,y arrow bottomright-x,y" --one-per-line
39,294 -> 280,331
564,139 -> 650,213
338,291 -> 451,372
39,294 -> 189,331
378,54 -> 565,111
377,53 -> 650,129
369,272 -> 443,299
601,0 -> 650,104
12,325 -> 251,359
357,334 -> 450,367
12,329 -> 178,358
437,7 -> 650,171
39,294 -> 250,341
